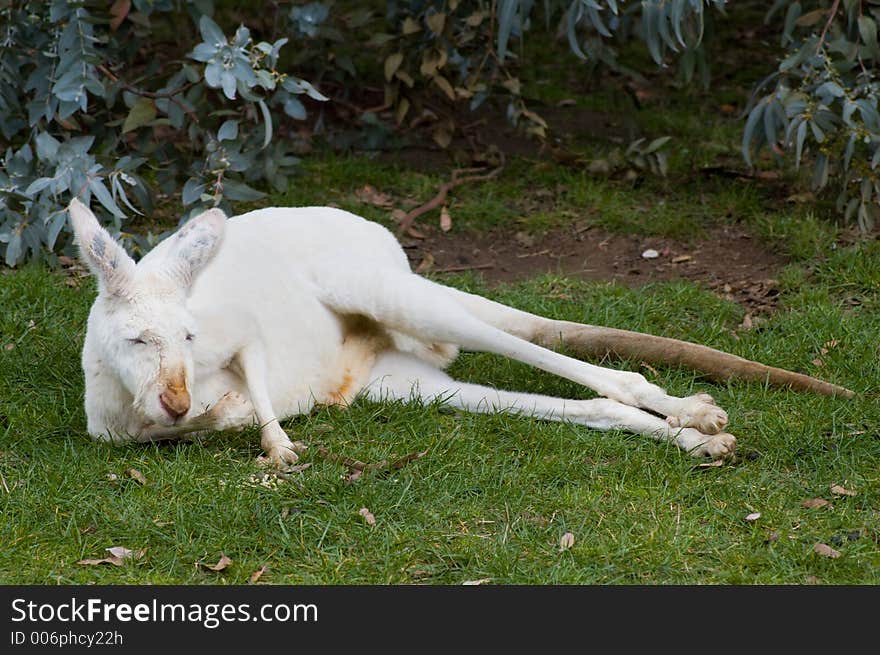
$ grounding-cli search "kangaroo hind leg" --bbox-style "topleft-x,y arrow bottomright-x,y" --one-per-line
315,264 -> 727,436
365,351 -> 736,458
440,285 -> 729,435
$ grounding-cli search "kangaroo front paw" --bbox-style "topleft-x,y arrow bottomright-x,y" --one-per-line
258,422 -> 300,468
688,432 -> 737,459
666,393 -> 728,435
257,443 -> 300,468
209,391 -> 255,430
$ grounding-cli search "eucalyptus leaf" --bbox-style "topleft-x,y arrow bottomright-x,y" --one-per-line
217,119 -> 239,141
45,211 -> 66,250
199,15 -> 226,46
497,0 -> 519,62
89,177 -> 126,219
5,232 -> 22,267
122,98 -> 157,133
182,178 -> 206,205
257,99 -> 273,149
221,180 -> 265,201
283,96 -> 306,120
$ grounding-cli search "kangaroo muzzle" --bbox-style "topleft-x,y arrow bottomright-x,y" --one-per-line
159,372 -> 190,419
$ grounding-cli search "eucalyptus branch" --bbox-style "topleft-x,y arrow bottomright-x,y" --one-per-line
816,0 -> 841,54
97,64 -> 200,124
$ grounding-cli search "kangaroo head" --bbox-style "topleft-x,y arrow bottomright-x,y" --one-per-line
69,198 -> 226,427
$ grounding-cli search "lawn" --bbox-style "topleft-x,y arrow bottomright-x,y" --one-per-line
1,196 -> 878,583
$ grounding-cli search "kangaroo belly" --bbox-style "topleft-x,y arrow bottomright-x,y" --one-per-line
189,293 -> 350,419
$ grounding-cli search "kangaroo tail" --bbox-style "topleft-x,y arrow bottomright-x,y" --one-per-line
532,321 -> 854,398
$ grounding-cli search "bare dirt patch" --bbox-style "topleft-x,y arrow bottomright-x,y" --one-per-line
404,222 -> 787,314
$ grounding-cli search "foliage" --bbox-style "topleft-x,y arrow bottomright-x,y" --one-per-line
744,0 -> 880,231
355,1 -> 723,147
0,0 -> 325,266
6,1 -> 880,268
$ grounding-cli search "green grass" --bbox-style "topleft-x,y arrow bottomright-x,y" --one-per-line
274,152 -> 824,247
1,246 -> 878,584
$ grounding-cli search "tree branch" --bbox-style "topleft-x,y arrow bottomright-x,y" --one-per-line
396,153 -> 506,236
98,64 -> 200,124
816,0 -> 841,54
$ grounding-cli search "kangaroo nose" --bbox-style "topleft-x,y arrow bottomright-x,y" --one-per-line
159,388 -> 190,419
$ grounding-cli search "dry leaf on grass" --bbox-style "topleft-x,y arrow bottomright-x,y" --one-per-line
462,578 -> 491,585
514,231 -> 536,248
106,546 -> 140,560
344,469 -> 363,484
745,512 -> 761,522
755,170 -> 782,180
125,468 -> 146,485
811,340 -> 840,368
802,498 -> 831,509
79,546 -> 145,567
249,565 -> 268,584
432,125 -> 452,149
559,532 -> 575,551
415,252 -> 435,274
198,554 -> 233,572
440,206 -> 452,232
695,459 -> 725,469
359,507 -> 376,526
405,225 -> 426,239
813,543 -> 841,559
830,484 -> 856,497
354,185 -> 393,208
671,255 -> 692,264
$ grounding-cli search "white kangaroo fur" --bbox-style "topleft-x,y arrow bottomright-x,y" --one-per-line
70,197 -> 743,465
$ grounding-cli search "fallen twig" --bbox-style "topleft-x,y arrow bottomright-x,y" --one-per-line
433,263 -> 495,273
397,154 -> 506,235
315,446 -> 371,472
314,447 -> 427,476
386,450 -> 428,471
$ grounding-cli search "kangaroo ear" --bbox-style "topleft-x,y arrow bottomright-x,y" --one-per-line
165,207 -> 226,289
68,198 -> 136,296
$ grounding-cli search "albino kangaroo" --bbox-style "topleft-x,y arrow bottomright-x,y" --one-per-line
68,198 -> 852,466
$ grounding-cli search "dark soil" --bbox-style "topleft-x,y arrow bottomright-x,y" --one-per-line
404,222 -> 787,315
